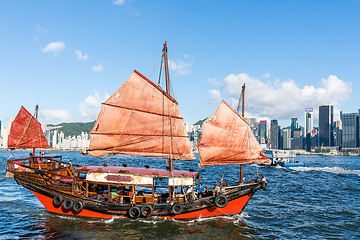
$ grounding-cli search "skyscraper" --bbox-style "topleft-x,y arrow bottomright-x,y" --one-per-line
282,128 -> 292,149
270,120 -> 279,149
304,108 -> 313,152
342,112 -> 358,149
290,118 -> 300,138
319,105 -> 334,147
258,120 -> 267,144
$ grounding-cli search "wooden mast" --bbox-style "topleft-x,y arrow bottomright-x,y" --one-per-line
240,84 -> 245,183
163,42 -> 175,201
33,105 -> 39,157
162,41 -> 174,175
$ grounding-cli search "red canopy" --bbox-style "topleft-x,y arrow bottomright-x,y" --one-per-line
8,106 -> 50,150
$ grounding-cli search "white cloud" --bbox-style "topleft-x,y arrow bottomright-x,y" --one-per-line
207,78 -> 220,87
40,109 -> 71,123
75,50 -> 88,60
42,41 -> 65,56
92,64 -> 104,72
78,90 -> 107,121
219,73 -> 352,123
262,73 -> 271,78
169,59 -> 192,75
207,90 -> 222,104
36,26 -> 47,33
113,0 -> 126,5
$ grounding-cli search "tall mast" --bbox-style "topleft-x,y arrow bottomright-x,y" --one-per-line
33,105 -> 39,157
163,42 -> 171,95
241,84 -> 245,118
162,42 -> 174,175
163,42 -> 175,202
239,84 -> 245,183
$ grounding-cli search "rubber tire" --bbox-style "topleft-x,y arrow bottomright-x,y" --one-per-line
214,194 -> 228,208
62,199 -> 74,210
261,181 -> 267,191
141,205 -> 153,217
171,203 -> 183,215
128,206 -> 141,219
53,195 -> 63,206
73,200 -> 84,213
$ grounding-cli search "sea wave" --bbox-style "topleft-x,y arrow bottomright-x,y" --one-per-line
290,166 -> 360,176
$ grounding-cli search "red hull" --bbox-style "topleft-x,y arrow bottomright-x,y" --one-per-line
30,190 -> 254,219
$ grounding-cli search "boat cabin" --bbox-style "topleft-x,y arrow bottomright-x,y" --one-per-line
74,165 -> 200,204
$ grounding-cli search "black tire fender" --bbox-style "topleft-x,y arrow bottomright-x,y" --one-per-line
261,181 -> 267,191
171,203 -> 183,215
214,194 -> 228,208
128,206 -> 141,219
62,198 -> 74,210
73,200 -> 84,213
53,195 -> 63,206
140,205 -> 153,217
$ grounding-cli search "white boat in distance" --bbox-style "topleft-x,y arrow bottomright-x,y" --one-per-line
263,149 -> 305,167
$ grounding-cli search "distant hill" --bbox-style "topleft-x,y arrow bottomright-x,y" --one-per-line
48,121 -> 95,137
193,118 -> 207,126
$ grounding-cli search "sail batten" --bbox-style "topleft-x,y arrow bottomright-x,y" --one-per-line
8,106 -> 50,150
87,70 -> 195,160
197,100 -> 269,167
102,102 -> 184,120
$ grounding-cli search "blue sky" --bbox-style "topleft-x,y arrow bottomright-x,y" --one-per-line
0,0 -> 359,128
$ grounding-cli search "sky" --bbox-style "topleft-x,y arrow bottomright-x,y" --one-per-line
1,0 -> 359,129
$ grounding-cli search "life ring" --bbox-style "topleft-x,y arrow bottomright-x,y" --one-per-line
73,200 -> 84,213
128,206 -> 141,219
62,199 -> 74,210
140,205 -> 153,217
214,194 -> 228,208
261,181 -> 267,191
171,203 -> 183,215
53,195 -> 63,206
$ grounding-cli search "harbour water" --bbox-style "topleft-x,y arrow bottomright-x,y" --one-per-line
0,151 -> 359,239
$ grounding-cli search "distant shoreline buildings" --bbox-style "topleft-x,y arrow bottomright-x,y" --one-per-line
1,104 -> 360,153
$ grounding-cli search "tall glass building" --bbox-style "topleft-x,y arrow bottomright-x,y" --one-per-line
290,118 -> 300,138
258,120 -> 267,144
319,105 -> 334,147
270,120 -> 279,149
342,113 -> 358,149
304,108 -> 313,151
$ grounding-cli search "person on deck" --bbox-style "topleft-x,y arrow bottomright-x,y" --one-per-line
197,183 -> 205,198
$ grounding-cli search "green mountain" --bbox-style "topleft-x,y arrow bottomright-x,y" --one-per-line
48,121 -> 95,137
193,118 -> 207,126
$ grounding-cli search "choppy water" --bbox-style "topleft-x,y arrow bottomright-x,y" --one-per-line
1,151 -> 359,239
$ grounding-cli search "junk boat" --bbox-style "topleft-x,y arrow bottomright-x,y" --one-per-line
263,149 -> 304,167
5,105 -> 52,178
6,43 -> 269,219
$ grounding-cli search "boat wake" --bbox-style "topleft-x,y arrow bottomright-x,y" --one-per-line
290,166 -> 360,176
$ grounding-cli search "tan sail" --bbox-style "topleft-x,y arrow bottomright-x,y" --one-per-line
198,100 -> 269,167
8,106 -> 50,150
87,70 -> 195,160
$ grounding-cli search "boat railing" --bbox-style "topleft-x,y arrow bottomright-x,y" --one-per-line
7,155 -> 70,170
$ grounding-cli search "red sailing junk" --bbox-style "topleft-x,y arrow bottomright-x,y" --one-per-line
8,105 -> 50,151
6,43 -> 269,219
5,105 -> 55,178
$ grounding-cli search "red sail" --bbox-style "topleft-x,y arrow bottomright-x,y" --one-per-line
198,101 -> 269,167
87,70 -> 195,160
8,106 -> 50,150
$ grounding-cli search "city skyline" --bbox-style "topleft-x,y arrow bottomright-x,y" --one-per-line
1,1 -> 359,127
